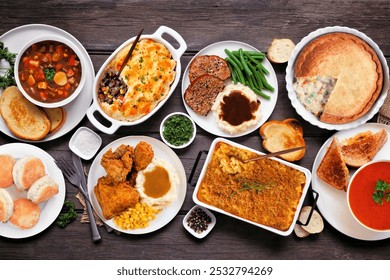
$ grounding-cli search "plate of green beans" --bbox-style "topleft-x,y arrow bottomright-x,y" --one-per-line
181,41 -> 278,138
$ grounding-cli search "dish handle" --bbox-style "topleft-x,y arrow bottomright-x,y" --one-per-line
296,189 -> 319,226
86,103 -> 120,135
152,25 -> 187,57
188,150 -> 208,186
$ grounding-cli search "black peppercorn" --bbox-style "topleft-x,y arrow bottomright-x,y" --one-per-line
187,208 -> 212,234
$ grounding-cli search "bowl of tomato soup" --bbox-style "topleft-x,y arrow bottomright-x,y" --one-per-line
15,35 -> 85,108
347,160 -> 390,232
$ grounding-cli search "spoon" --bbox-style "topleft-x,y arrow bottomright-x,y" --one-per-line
243,146 -> 306,163
118,27 -> 144,75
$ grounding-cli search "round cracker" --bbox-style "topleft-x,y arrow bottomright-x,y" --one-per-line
43,107 -> 66,133
298,206 -> 324,234
294,224 -> 310,238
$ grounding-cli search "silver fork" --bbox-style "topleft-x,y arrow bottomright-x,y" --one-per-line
56,157 -> 102,241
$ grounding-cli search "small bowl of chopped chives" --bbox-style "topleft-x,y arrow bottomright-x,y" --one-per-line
160,112 -> 196,149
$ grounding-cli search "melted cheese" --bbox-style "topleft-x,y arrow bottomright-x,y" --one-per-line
100,39 -> 176,121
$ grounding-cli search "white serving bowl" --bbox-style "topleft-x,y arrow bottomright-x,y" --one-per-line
14,34 -> 86,108
87,26 -> 187,134
183,205 -> 216,239
160,112 -> 196,149
347,159 -> 390,233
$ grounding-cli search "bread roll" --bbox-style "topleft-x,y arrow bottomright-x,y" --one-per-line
13,156 -> 46,191
28,175 -> 59,204
0,188 -> 14,222
0,154 -> 15,188
9,198 -> 40,229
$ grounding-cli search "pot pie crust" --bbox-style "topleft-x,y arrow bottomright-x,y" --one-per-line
294,32 -> 383,124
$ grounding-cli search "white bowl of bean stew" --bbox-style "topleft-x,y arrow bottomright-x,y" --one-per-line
14,34 -> 86,108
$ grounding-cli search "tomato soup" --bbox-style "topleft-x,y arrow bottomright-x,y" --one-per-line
348,161 -> 390,231
18,40 -> 82,103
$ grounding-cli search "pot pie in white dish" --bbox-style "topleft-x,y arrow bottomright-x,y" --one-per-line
286,26 -> 389,130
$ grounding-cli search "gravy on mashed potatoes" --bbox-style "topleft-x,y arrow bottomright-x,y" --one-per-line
212,83 -> 261,134
136,158 -> 178,209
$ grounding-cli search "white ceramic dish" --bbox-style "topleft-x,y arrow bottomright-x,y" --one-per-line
69,126 -> 102,160
0,24 -> 94,142
87,26 -> 187,134
160,112 -> 196,149
312,123 -> 390,240
183,205 -> 216,239
286,26 -> 389,131
181,41 -> 278,138
14,34 -> 86,108
0,143 -> 66,239
347,159 -> 390,233
192,138 -> 311,236
87,136 -> 187,234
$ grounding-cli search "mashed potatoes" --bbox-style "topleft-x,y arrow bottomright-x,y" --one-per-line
135,158 -> 178,209
212,83 -> 261,134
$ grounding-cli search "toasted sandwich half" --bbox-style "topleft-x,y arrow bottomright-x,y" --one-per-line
317,137 -> 349,191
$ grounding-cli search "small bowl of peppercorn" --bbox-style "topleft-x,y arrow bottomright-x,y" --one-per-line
183,205 -> 216,239
160,112 -> 196,149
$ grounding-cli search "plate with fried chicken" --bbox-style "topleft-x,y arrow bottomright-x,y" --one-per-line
87,136 -> 186,234
312,122 -> 390,240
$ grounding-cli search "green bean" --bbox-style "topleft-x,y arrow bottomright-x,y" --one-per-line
232,50 -> 265,58
246,62 -> 262,89
258,71 -> 274,92
238,48 -> 253,77
228,63 -> 237,84
257,62 -> 269,75
226,57 -> 246,85
225,49 -> 243,70
249,85 -> 270,100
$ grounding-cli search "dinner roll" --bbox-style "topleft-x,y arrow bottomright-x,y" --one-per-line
9,198 -> 40,229
0,188 -> 14,222
0,155 -> 16,188
13,156 -> 45,191
28,175 -> 59,204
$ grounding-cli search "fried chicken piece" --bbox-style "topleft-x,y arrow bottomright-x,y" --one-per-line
101,144 -> 134,183
134,141 -> 154,171
94,176 -> 140,220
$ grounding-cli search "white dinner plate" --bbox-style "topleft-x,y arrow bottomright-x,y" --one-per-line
312,123 -> 390,240
286,26 -> 389,131
87,136 -> 187,234
181,41 -> 278,138
0,24 -> 94,142
0,143 -> 66,239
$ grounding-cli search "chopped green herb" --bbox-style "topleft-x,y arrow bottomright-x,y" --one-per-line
372,180 -> 390,205
0,41 -> 17,89
230,178 -> 272,197
162,114 -> 194,146
56,200 -> 77,228
44,68 -> 56,82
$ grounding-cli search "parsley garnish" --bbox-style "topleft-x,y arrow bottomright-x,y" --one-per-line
0,41 -> 16,89
230,178 -> 272,197
44,68 -> 56,82
56,201 -> 77,228
162,115 -> 194,146
372,180 -> 390,205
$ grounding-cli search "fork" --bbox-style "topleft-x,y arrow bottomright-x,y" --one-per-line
56,157 -> 101,241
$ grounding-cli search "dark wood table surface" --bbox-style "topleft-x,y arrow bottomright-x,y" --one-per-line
1,0 -> 389,260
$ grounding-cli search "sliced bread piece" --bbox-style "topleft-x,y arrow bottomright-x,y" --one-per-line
0,86 -> 50,140
267,38 -> 295,64
259,118 -> 306,161
43,107 -> 66,134
316,137 -> 349,191
341,129 -> 388,168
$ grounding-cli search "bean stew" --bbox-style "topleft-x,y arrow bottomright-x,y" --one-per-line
18,40 -> 82,103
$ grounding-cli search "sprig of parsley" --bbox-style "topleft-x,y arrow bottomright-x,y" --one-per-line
0,41 -> 17,89
372,180 -> 390,205
56,201 -> 78,228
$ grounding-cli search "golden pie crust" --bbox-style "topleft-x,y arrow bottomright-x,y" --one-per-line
294,32 -> 383,124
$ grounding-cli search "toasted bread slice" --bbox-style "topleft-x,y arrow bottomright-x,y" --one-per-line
43,107 -> 66,134
341,129 -> 387,168
316,137 -> 349,191
267,38 -> 295,64
0,86 -> 50,140
259,118 -> 306,161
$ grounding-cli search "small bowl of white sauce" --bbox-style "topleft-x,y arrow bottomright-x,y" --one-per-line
69,127 -> 102,160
